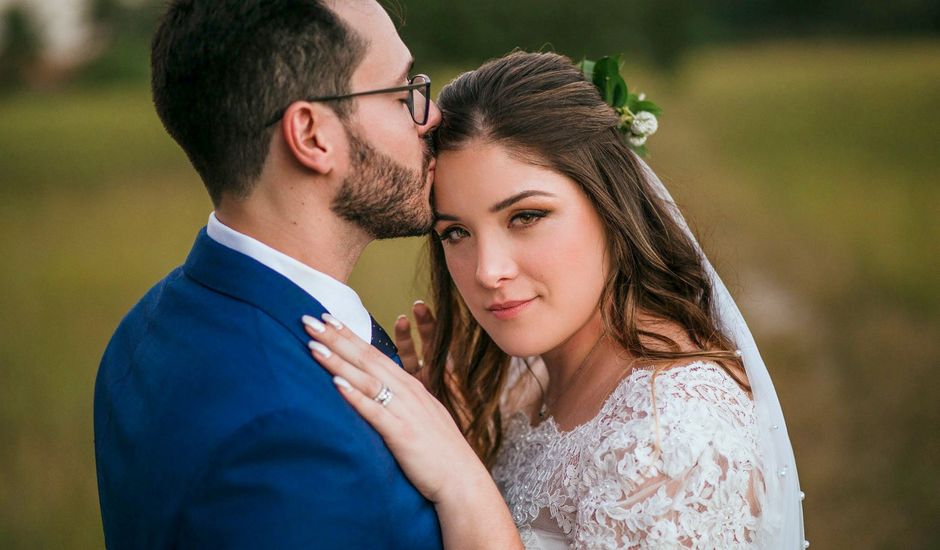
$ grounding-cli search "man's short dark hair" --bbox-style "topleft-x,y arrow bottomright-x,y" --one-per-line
151,0 -> 368,205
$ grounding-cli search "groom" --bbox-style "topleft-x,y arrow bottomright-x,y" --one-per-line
94,0 -> 443,547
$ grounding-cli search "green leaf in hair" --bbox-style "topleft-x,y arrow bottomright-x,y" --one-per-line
579,55 -> 662,156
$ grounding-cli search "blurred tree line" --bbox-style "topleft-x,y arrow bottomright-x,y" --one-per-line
0,0 -> 162,91
76,0 -> 164,83
0,5 -> 40,91
395,0 -> 940,70
0,0 -> 938,91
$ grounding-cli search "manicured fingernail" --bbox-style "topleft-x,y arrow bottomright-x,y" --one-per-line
322,313 -> 343,329
308,341 -> 332,358
413,299 -> 425,306
302,315 -> 326,333
333,376 -> 352,391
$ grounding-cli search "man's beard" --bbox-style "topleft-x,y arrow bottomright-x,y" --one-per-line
330,127 -> 434,240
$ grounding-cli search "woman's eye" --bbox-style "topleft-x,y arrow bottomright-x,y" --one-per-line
438,226 -> 469,243
509,210 -> 548,228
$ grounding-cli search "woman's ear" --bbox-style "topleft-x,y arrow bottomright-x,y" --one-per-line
280,102 -> 343,175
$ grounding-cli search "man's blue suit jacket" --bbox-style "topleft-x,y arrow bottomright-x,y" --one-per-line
94,228 -> 443,549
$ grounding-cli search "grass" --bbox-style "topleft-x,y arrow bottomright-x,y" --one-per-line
0,85 -> 190,198
1,41 -> 938,548
682,40 -> 940,315
658,39 -> 940,549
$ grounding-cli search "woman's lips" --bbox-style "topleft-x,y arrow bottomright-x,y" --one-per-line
487,298 -> 536,320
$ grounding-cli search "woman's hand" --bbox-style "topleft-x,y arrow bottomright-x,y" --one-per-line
301,313 -> 524,549
301,313 -> 485,504
393,300 -> 436,387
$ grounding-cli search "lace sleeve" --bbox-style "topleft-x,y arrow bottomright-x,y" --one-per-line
572,364 -> 764,549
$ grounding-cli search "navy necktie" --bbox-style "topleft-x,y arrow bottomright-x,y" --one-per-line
370,316 -> 403,368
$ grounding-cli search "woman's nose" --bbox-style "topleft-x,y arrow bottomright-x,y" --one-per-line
474,239 -> 518,289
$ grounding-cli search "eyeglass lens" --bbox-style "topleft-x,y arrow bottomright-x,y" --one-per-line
410,75 -> 430,125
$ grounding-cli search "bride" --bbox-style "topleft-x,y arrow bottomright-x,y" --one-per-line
301,51 -> 805,549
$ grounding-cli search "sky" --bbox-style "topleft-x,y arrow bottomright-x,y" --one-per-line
1,0 -> 90,63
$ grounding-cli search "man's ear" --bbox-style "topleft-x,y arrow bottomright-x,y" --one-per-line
280,102 -> 344,175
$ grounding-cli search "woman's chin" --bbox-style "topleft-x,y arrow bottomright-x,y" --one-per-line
485,331 -> 552,359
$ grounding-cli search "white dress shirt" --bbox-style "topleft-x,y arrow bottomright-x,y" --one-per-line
206,212 -> 373,343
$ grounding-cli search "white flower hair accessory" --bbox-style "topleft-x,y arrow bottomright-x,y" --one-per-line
578,56 -> 662,156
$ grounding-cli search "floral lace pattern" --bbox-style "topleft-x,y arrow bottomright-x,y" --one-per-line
492,361 -> 766,549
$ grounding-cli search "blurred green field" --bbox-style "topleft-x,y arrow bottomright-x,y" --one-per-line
1,40 -> 938,548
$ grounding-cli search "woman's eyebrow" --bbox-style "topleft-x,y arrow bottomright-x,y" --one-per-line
488,190 -> 556,213
434,190 -> 557,222
433,212 -> 459,222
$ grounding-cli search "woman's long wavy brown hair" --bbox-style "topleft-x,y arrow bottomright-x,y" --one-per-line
426,51 -> 747,467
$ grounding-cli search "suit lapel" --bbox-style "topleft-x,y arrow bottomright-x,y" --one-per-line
183,228 -> 328,347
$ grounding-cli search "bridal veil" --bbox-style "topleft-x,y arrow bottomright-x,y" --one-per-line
638,158 -> 807,549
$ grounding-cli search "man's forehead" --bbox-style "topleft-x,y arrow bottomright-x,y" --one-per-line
358,38 -> 412,85
333,0 -> 411,85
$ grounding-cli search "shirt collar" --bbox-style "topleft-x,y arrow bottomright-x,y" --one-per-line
206,212 -> 372,343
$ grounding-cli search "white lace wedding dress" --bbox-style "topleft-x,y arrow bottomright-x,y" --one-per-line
492,360 -> 769,550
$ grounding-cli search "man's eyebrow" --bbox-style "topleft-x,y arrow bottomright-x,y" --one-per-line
489,190 -> 556,213
396,58 -> 414,84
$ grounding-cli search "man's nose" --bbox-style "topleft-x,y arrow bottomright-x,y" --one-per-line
417,100 -> 442,136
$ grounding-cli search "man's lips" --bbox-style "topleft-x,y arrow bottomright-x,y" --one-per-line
486,298 -> 536,320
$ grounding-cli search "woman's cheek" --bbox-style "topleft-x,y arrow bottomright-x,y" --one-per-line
545,219 -> 607,311
445,250 -> 477,303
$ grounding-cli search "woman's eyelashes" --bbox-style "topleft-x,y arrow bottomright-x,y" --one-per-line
436,209 -> 551,244
437,225 -> 469,243
508,209 -> 549,227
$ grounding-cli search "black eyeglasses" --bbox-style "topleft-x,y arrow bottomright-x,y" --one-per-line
265,74 -> 431,128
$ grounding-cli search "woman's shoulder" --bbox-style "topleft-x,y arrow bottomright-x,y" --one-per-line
617,359 -> 747,405
601,360 -> 758,447
645,360 -> 749,395
653,360 -> 755,427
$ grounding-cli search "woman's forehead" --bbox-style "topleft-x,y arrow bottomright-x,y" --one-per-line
433,145 -> 575,209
